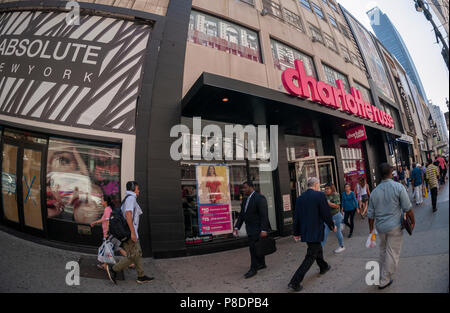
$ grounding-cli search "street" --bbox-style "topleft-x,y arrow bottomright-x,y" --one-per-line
0,182 -> 448,293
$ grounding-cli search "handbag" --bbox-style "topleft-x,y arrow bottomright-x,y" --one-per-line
255,236 -> 277,257
401,213 -> 413,236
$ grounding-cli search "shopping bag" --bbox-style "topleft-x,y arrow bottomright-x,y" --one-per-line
365,230 -> 377,248
423,185 -> 428,198
98,239 -> 116,264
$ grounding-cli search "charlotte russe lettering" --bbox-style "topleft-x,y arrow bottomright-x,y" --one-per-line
0,36 -> 102,84
348,129 -> 365,140
281,60 -> 395,129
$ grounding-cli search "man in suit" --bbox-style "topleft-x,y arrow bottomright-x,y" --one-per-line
233,181 -> 271,279
288,177 -> 336,292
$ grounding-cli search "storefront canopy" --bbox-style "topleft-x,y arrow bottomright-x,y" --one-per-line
182,72 -> 403,137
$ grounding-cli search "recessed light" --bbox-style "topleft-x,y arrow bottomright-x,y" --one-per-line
222,98 -> 229,102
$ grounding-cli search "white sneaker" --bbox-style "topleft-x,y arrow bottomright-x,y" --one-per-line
334,246 -> 346,253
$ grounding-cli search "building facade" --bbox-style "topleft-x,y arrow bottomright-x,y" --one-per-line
367,7 -> 429,102
0,0 -> 423,258
429,0 -> 449,38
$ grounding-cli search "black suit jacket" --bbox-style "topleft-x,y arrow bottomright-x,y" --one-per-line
293,189 -> 334,243
235,192 -> 271,237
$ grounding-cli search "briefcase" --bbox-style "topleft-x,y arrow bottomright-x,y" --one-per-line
255,237 -> 277,257
401,214 -> 413,236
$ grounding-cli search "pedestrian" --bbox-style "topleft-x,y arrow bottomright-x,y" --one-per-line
436,155 -> 447,185
342,183 -> 359,238
233,181 -> 271,279
392,168 -> 399,182
367,163 -> 415,289
356,176 -> 370,219
426,159 -> 440,213
398,167 -> 406,187
105,181 -> 154,284
288,178 -> 336,292
410,163 -> 423,205
90,195 -> 132,270
321,183 -> 345,254
405,166 -> 411,189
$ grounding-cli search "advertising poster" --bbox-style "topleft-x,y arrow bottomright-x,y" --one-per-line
342,9 -> 394,102
196,165 -> 233,236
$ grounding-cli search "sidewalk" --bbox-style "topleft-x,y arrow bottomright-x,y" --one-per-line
0,182 -> 448,293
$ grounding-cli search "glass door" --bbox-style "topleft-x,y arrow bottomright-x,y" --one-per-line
1,134 -> 47,235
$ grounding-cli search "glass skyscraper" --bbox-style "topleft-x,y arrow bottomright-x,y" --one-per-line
367,7 -> 428,101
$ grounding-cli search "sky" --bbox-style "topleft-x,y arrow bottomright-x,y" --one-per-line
338,0 -> 449,114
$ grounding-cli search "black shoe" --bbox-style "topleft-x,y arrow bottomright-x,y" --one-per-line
136,275 -> 154,284
256,264 -> 267,270
320,264 -> 331,275
378,279 -> 393,290
244,269 -> 257,279
105,265 -> 117,284
348,233 -> 353,238
288,283 -> 303,292
433,208 -> 437,213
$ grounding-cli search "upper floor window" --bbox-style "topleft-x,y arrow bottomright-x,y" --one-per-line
262,0 -> 283,20
328,14 -> 338,28
324,32 -> 338,52
188,10 -> 261,63
328,0 -> 338,12
309,23 -> 324,43
271,38 -> 317,78
238,0 -> 255,5
353,81 -> 373,105
311,2 -> 325,20
340,22 -> 351,39
340,44 -> 350,61
299,0 -> 313,12
283,7 -> 304,31
323,63 -> 350,93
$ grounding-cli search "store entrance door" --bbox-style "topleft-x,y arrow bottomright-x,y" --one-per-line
1,133 -> 47,236
290,156 -> 339,198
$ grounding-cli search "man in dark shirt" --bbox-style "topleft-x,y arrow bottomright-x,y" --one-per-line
288,177 -> 336,292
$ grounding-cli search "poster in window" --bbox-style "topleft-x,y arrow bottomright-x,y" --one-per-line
46,138 -> 120,225
196,165 -> 233,236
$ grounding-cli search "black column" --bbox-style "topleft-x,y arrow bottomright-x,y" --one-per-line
135,0 -> 192,258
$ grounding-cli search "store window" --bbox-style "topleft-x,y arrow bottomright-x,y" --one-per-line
188,10 -> 261,63
285,135 -> 324,161
180,118 -> 277,245
46,138 -> 121,225
270,39 -> 317,78
340,141 -> 366,191
283,8 -> 304,31
322,63 -> 350,93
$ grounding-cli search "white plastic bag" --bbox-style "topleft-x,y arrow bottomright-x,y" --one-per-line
365,230 -> 378,248
98,239 -> 116,264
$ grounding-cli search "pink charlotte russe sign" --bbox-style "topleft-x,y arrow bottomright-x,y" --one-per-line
346,125 -> 367,145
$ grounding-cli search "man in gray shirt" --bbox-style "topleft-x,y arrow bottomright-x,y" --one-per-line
368,163 -> 415,289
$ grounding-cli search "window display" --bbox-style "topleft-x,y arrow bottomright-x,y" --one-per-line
46,138 -> 120,225
340,142 -> 366,191
271,39 -> 317,77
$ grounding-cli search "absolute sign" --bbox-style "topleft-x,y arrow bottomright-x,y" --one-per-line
281,60 -> 394,129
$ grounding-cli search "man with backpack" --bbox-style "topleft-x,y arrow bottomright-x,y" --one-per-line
106,181 -> 154,284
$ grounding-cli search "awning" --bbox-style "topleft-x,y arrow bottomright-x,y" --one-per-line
395,134 -> 414,145
182,72 -> 403,137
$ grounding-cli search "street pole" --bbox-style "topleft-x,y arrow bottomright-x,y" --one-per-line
414,0 -> 449,69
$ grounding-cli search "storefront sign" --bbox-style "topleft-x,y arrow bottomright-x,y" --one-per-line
281,60 -> 394,129
282,194 -> 291,212
196,165 -> 233,236
346,125 -> 367,145
0,10 -> 152,133
393,75 -> 416,135
396,134 -> 414,145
